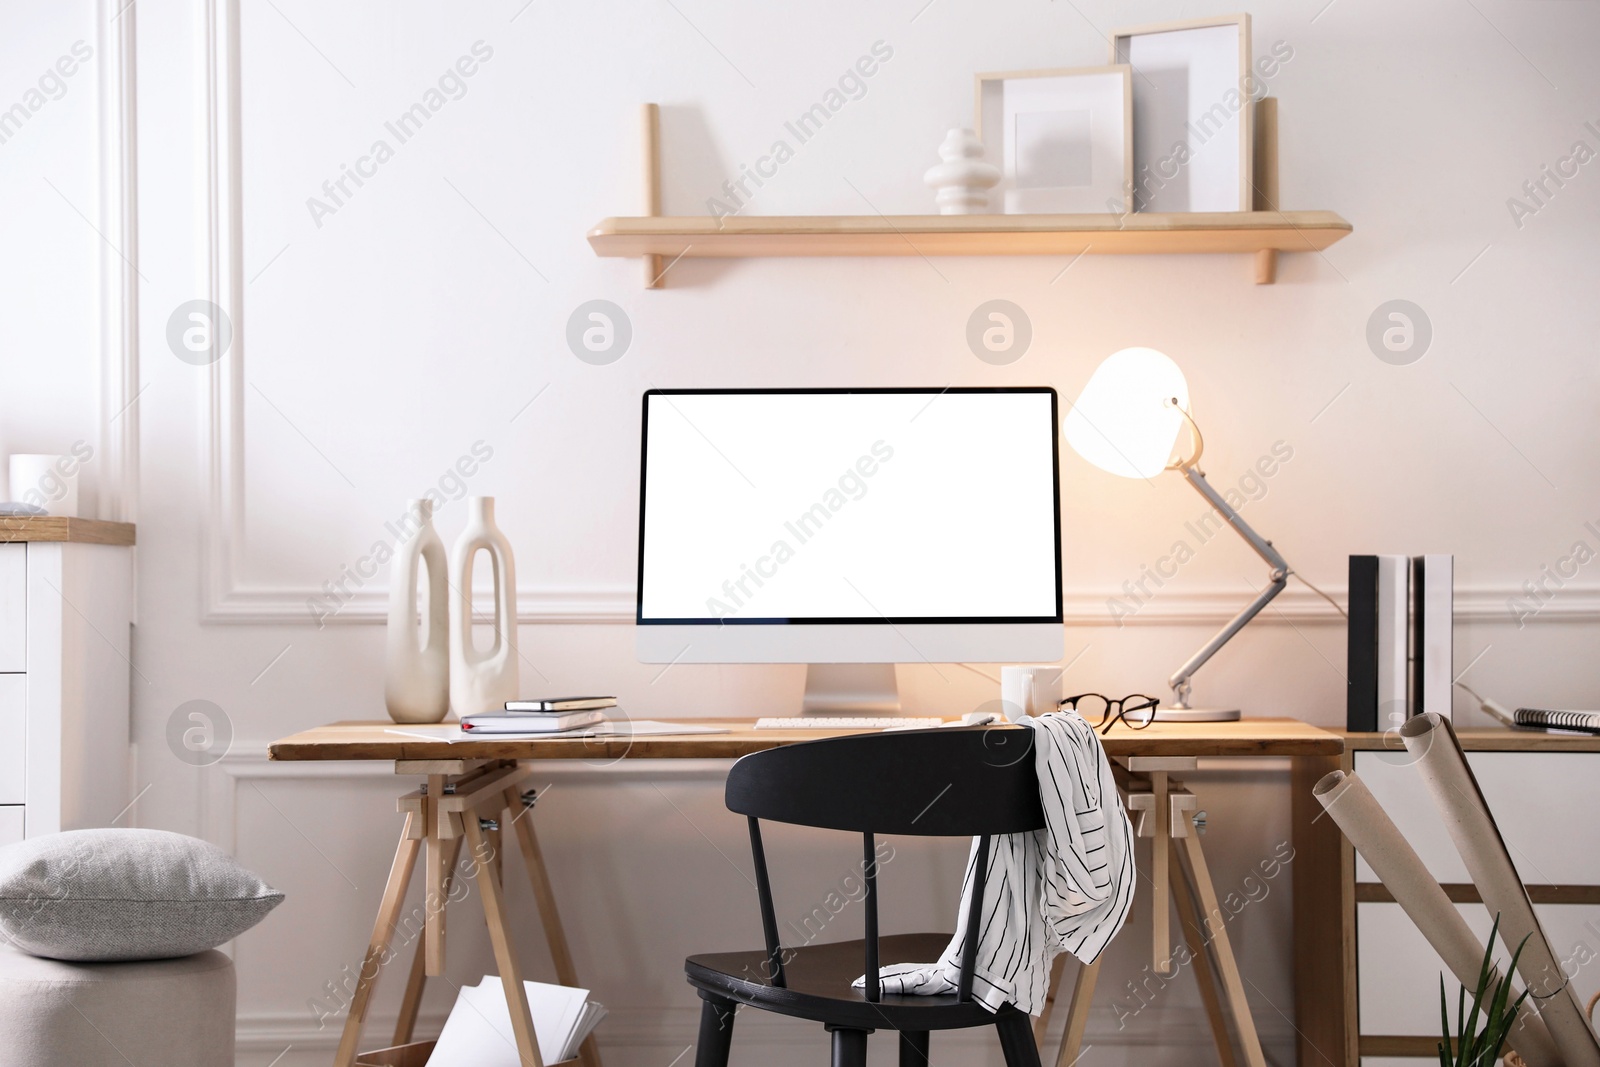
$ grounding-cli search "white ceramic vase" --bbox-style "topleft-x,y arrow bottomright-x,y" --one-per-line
449,496 -> 520,716
384,499 -> 450,724
923,128 -> 1000,215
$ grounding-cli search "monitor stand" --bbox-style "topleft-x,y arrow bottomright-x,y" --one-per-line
800,663 -> 901,716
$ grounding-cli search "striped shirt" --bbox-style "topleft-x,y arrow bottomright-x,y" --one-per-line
853,710 -> 1136,1014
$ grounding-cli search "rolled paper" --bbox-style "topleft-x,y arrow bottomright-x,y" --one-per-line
1401,713 -> 1600,1067
1314,770 -> 1562,1067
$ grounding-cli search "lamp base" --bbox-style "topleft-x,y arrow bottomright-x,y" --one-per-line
1154,706 -> 1241,723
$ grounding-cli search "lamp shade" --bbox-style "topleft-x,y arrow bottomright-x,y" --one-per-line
1063,347 -> 1191,479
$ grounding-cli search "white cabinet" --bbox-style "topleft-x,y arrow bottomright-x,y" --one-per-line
1352,747 -> 1600,1063
1354,749 -> 1600,886
0,675 -> 25,805
1358,900 -> 1600,1036
0,806 -> 22,846
0,546 -> 25,672
0,533 -> 135,838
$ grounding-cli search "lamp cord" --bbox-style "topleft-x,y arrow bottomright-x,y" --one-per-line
1454,679 -> 1518,727
1290,570 -> 1348,619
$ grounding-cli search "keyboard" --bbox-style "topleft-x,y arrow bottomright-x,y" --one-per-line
753,716 -> 944,731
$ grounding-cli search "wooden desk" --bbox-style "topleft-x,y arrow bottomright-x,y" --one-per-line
270,717 -> 1343,1067
270,716 -> 1343,763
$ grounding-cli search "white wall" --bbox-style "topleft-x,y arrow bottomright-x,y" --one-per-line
0,3 -> 103,503
9,0 -> 1600,1063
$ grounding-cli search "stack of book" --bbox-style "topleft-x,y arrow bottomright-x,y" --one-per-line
429,976 -> 606,1065
460,696 -> 616,734
1347,554 -> 1453,731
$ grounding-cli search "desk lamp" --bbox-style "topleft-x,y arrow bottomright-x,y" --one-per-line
1063,347 -> 1292,722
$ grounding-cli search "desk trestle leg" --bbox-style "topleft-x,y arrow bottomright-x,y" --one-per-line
1171,839 -> 1240,1067
506,788 -> 603,1067
1054,956 -> 1101,1067
336,762 -> 601,1067
395,834 -> 463,1047
465,812 -> 545,1067
1043,767 -> 1266,1067
1176,827 -> 1267,1067
334,813 -> 422,1067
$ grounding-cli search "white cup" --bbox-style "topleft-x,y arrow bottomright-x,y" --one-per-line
1000,665 -> 1066,722
9,454 -> 80,517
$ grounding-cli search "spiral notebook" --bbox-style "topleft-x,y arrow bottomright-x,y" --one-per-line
1514,707 -> 1600,735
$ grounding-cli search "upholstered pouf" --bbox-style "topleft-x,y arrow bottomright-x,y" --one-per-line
0,941 -> 235,1066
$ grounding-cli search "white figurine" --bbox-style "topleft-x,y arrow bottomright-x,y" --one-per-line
923,128 -> 1000,215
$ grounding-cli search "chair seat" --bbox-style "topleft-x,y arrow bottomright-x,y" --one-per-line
686,932 -> 1024,1032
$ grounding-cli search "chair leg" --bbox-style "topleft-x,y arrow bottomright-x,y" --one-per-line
996,1011 -> 1044,1067
694,993 -> 736,1067
899,1029 -> 930,1066
830,1027 -> 868,1067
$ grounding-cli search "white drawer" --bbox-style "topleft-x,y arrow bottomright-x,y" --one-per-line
0,674 -> 21,804
1353,750 -> 1600,885
1358,901 -> 1600,1036
0,545 -> 22,672
0,806 -> 21,846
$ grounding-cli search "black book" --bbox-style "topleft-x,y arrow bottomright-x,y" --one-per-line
1347,555 -> 1380,732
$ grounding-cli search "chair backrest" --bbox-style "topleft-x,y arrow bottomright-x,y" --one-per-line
724,727 -> 1045,1002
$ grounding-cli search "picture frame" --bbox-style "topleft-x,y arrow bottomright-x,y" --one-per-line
1110,13 -> 1253,213
974,66 -> 1133,215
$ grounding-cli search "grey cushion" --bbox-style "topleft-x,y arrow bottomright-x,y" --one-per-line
0,940 -> 235,1066
0,829 -> 283,961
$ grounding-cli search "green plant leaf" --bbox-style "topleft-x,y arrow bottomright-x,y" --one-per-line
1440,914 -> 1529,1067
1440,974 -> 1453,1067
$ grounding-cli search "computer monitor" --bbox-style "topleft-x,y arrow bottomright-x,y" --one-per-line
635,388 -> 1064,713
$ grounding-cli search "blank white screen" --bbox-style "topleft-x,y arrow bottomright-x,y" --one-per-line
639,391 -> 1060,622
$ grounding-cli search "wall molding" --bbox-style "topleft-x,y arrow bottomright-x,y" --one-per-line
201,744 -> 732,855
193,0 -> 1600,633
236,1004 -> 1296,1058
202,580 -> 1600,627
200,0 -> 246,624
192,0 -> 633,627
96,0 -> 139,524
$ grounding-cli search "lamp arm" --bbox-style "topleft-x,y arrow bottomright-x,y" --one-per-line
1166,464 -> 1292,708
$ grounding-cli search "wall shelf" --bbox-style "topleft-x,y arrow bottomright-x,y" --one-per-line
594,100 -> 1350,286
587,209 -> 1351,261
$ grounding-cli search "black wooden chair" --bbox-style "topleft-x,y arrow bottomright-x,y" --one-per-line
683,726 -> 1047,1067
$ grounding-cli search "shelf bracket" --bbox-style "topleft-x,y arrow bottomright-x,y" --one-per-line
1253,96 -> 1279,285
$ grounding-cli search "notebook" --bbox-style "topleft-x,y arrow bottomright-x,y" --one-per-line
384,720 -> 731,744
427,976 -> 605,1065
1513,707 -> 1600,735
461,709 -> 607,733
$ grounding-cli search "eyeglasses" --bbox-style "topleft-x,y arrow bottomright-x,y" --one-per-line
1059,693 -> 1161,735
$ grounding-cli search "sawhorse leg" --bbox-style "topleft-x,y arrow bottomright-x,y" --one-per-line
506,787 -> 603,1067
336,761 -> 604,1067
1176,825 -> 1267,1067
1034,955 -> 1068,1045
1053,956 -> 1101,1067
1077,761 -> 1264,1067
1171,839 -> 1239,1067
466,812 -> 545,1066
334,812 -> 422,1067
394,835 -> 463,1046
